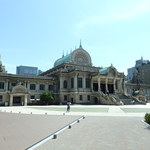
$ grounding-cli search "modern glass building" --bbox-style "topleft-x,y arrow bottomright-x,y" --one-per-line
16,66 -> 39,75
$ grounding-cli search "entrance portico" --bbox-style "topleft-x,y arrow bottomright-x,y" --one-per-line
9,85 -> 28,106
10,94 -> 28,106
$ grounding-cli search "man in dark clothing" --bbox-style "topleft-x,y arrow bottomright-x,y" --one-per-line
66,101 -> 71,112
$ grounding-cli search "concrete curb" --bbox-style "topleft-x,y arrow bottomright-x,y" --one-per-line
141,120 -> 150,129
25,115 -> 85,150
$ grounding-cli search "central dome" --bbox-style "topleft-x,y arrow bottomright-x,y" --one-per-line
54,46 -> 92,67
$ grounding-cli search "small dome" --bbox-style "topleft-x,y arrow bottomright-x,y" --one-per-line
99,67 -> 109,75
54,53 -> 72,67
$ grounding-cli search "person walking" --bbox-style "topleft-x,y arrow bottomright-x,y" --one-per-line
66,101 -> 71,112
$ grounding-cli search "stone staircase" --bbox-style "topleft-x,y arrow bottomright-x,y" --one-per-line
92,92 -> 146,105
117,94 -> 145,105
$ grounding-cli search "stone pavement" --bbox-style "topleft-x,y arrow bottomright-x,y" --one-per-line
0,112 -> 80,150
37,116 -> 150,150
0,104 -> 150,150
1,104 -> 150,117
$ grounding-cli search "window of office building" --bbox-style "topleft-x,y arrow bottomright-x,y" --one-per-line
40,84 -> 45,90
71,78 -> 74,88
0,82 -> 4,89
30,95 -> 35,99
87,95 -> 90,101
64,95 -> 68,101
11,83 -> 16,87
30,84 -> 36,90
80,95 -> 83,101
63,80 -> 67,89
0,95 -> 2,102
86,78 -> 91,88
48,85 -> 53,91
78,78 -> 82,88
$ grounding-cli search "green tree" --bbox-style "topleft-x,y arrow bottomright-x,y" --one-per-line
40,91 -> 54,105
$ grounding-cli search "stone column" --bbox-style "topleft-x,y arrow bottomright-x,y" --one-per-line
60,76 -> 63,90
105,78 -> 108,93
9,94 -> 13,106
27,81 -> 30,91
122,79 -> 125,91
91,78 -> 93,92
74,74 -> 78,92
98,77 -> 101,92
83,76 -> 86,89
5,80 -> 8,92
118,79 -> 122,93
120,79 -> 123,93
113,79 -> 116,93
116,80 -> 119,92
24,94 -> 28,106
36,82 -> 39,92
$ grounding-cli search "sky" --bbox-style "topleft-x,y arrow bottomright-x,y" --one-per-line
0,0 -> 150,75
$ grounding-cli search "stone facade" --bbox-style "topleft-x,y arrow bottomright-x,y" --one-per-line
0,73 -> 54,106
0,45 -> 125,106
42,46 -> 125,105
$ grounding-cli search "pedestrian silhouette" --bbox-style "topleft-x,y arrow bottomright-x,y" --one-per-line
66,101 -> 71,112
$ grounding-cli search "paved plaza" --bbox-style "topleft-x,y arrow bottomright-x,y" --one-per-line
0,104 -> 150,150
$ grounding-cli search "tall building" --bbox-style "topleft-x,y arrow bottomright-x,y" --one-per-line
135,57 -> 149,68
127,57 -> 150,81
127,67 -> 135,81
126,57 -> 150,100
16,66 -> 42,75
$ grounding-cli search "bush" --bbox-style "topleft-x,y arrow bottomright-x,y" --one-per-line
144,113 -> 150,124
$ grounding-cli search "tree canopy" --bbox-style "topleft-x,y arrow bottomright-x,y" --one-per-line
40,91 -> 54,105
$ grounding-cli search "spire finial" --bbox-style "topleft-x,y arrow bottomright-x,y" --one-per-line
62,51 -> 64,57
79,39 -> 82,48
141,56 -> 143,60
0,55 -> 2,65
70,48 -> 72,53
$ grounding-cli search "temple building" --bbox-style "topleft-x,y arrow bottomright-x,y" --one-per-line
41,44 -> 125,105
0,58 -> 54,106
0,44 -> 126,106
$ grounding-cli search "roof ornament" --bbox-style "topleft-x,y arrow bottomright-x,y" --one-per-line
0,55 -> 2,65
70,48 -> 72,53
111,63 -> 113,67
62,50 -> 64,57
66,51 -> 68,55
141,56 -> 143,60
79,39 -> 82,48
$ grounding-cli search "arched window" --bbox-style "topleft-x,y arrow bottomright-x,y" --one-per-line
63,80 -> 67,88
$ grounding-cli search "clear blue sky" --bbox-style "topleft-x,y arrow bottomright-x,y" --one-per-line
0,0 -> 150,75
